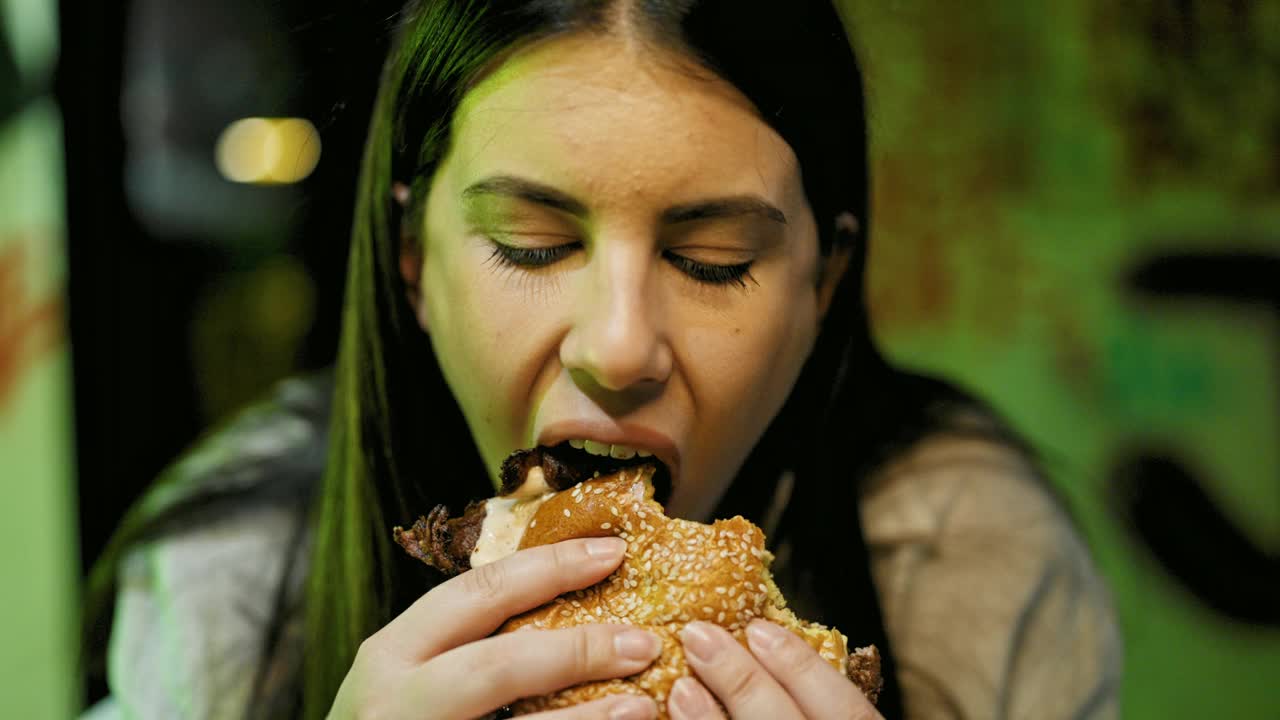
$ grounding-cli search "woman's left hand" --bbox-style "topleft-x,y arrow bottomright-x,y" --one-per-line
669,619 -> 884,720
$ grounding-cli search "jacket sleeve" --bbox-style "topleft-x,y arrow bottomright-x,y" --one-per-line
83,375 -> 326,719
99,502 -> 307,720
860,436 -> 1122,720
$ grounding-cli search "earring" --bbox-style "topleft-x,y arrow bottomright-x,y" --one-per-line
834,211 -> 860,238
392,181 -> 412,207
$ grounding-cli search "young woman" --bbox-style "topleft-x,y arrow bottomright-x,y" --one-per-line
84,1 -> 1121,719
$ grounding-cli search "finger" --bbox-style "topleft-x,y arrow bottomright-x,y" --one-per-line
523,693 -> 659,720
678,621 -> 803,719
667,677 -> 726,720
746,620 -> 882,720
377,537 -> 627,659
410,624 -> 663,719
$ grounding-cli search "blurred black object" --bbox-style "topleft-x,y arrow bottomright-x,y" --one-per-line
1128,250 -> 1280,309
1112,251 -> 1280,626
1111,451 -> 1280,625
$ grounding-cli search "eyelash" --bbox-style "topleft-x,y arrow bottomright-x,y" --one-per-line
485,240 -> 756,288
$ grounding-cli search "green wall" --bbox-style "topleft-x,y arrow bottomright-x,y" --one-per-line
844,1 -> 1280,717
0,0 -> 79,716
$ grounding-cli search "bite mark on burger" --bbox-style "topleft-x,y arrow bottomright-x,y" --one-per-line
394,449 -> 882,716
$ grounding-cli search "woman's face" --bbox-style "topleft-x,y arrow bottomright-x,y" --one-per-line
407,33 -> 846,521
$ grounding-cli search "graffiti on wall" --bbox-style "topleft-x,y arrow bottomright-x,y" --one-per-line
846,0 -> 1280,714
0,238 -> 63,418
1111,249 -> 1280,626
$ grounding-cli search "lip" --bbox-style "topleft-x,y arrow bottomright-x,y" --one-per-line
535,420 -> 681,487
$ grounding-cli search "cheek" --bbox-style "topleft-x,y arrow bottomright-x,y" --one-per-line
424,243 -> 526,361
422,248 -> 558,448
682,281 -> 818,429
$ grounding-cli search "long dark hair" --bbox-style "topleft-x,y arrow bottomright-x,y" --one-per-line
303,0 -> 927,716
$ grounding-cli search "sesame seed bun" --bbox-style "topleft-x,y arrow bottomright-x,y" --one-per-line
395,463 -> 882,717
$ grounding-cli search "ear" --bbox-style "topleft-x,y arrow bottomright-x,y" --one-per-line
815,211 -> 858,321
394,181 -> 430,333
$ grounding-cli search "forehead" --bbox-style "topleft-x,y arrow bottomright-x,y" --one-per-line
442,32 -> 803,213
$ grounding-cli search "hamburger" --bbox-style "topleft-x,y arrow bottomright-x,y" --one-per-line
394,445 -> 882,717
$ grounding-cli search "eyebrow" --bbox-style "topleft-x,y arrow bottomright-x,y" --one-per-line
461,174 -> 788,226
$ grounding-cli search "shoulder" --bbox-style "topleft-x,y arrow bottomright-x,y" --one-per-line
861,433 -> 1122,720
94,372 -> 331,719
861,431 -> 1061,553
107,503 -> 310,718
133,370 -> 333,519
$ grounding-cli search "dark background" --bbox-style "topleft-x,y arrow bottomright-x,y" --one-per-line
59,0 -> 397,577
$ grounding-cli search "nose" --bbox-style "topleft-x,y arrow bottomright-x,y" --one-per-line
560,244 -> 673,401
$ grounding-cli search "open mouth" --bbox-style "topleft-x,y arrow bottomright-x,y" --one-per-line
541,442 -> 674,506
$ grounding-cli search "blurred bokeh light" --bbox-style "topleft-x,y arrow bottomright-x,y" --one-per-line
215,117 -> 321,184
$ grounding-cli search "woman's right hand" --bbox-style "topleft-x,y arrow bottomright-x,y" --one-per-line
328,536 -> 661,720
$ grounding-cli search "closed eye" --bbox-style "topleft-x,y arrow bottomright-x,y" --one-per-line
487,242 -> 576,268
661,252 -> 755,287
486,239 -> 756,288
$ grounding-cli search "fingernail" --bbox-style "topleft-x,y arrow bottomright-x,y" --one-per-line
680,622 -> 720,663
609,694 -> 657,720
669,677 -> 712,717
615,629 -> 662,661
586,537 -> 627,560
746,620 -> 785,652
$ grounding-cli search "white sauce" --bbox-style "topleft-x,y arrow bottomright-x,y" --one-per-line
470,466 -> 555,568
511,466 -> 551,498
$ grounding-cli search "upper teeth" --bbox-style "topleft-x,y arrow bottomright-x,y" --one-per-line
568,439 -> 653,459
